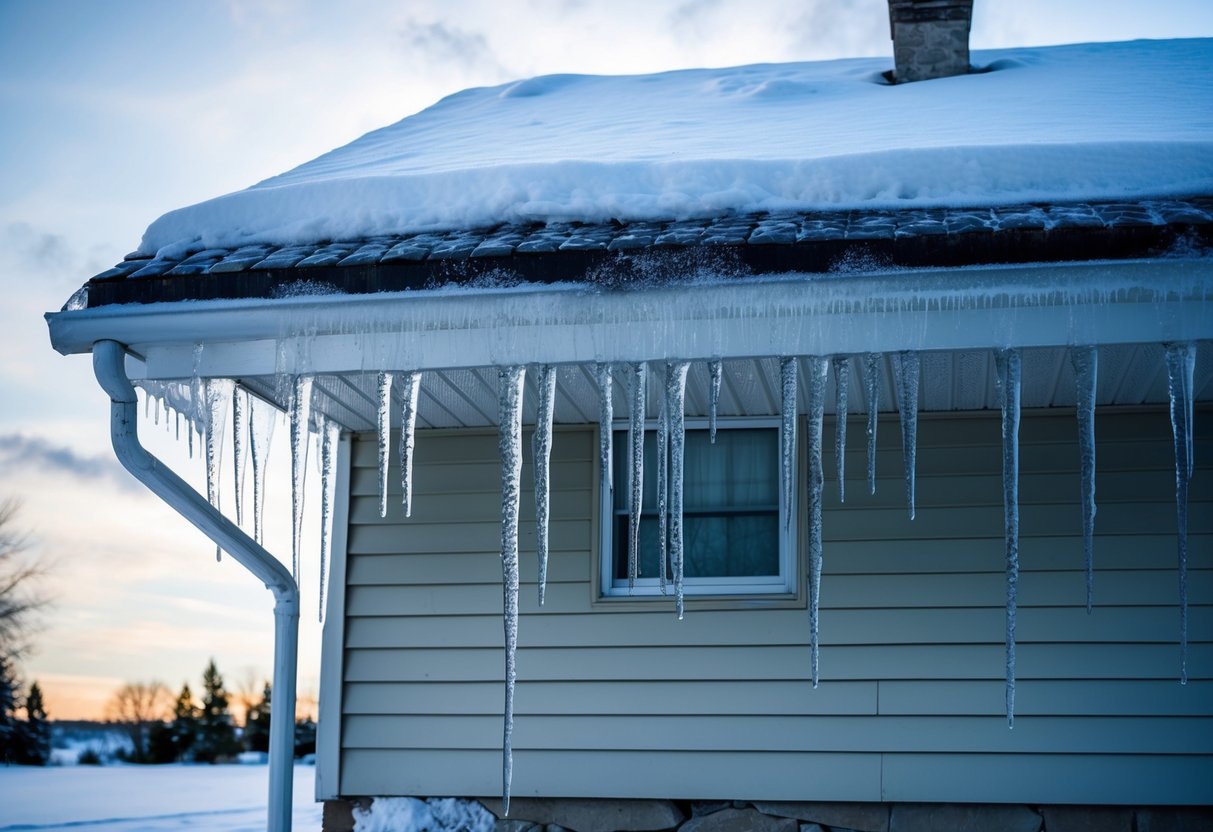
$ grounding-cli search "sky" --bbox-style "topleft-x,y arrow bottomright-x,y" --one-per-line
1,0 -> 1212,722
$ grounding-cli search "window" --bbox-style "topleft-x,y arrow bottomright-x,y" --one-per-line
599,419 -> 796,598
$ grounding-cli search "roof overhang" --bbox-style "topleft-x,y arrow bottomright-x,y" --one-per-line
48,258 -> 1213,382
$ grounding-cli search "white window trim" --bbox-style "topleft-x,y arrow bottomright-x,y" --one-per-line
598,416 -> 797,599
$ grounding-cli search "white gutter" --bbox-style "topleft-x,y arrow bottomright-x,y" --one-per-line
48,259 -> 1213,380
92,340 -> 299,832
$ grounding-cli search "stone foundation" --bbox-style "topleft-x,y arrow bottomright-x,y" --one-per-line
321,798 -> 1213,832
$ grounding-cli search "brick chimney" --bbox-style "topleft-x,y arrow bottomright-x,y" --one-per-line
888,0 -> 973,83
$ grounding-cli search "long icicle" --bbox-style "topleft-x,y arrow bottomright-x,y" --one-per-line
319,418 -> 340,623
377,372 -> 393,518
833,356 -> 850,503
667,361 -> 690,620
996,349 -> 1022,727
533,365 -> 557,606
657,364 -> 670,595
894,351 -> 920,520
780,358 -> 798,530
249,395 -> 276,546
290,375 -> 313,581
628,362 -> 647,591
1071,347 -> 1098,613
1165,342 -> 1196,685
865,353 -> 881,496
204,379 -> 234,562
399,371 -> 421,518
596,363 -> 614,507
497,366 -> 526,816
232,387 -> 247,529
806,356 -> 829,688
709,358 -> 722,445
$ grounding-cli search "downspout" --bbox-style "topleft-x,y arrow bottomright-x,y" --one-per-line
92,339 -> 299,832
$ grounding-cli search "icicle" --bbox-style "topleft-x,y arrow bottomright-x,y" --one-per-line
833,357 -> 850,503
533,365 -> 557,606
232,388 -> 247,529
398,371 -> 422,518
189,344 -> 204,462
865,353 -> 881,496
709,358 -> 722,444
377,372 -> 393,519
175,410 -> 181,442
656,365 -> 670,596
666,361 -> 690,620
290,375 -> 314,581
154,395 -> 161,427
1071,347 -> 1098,613
497,365 -> 526,816
596,363 -> 614,505
203,379 -> 234,562
894,351 -> 920,520
318,419 -> 340,623
995,349 -> 1022,727
1165,342 -> 1196,685
780,358 -> 798,530
805,356 -> 828,688
628,362 -> 647,591
249,395 -> 276,546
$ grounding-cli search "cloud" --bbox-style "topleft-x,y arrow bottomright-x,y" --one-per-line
400,19 -> 511,79
0,434 -> 139,492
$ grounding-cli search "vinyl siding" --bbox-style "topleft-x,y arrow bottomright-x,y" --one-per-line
337,410 -> 1213,804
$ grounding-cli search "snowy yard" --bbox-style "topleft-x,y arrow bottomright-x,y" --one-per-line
0,763 -> 324,831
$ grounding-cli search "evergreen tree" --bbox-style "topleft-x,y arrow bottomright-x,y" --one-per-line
195,659 -> 238,763
244,682 -> 271,754
0,653 -> 18,764
17,681 -> 50,765
171,683 -> 201,761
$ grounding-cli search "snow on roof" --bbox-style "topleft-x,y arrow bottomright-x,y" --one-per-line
140,39 -> 1213,258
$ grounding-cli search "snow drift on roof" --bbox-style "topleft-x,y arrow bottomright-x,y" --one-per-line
140,39 -> 1213,258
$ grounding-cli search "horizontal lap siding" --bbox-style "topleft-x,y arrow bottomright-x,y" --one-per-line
339,412 -> 1213,804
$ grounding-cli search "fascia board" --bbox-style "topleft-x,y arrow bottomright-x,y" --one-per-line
46,258 -> 1213,381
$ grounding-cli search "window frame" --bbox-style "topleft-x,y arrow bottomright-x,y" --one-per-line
597,416 -> 799,601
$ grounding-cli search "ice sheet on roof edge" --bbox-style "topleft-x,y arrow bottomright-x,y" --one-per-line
136,40 -> 1213,258
133,339 -> 1201,808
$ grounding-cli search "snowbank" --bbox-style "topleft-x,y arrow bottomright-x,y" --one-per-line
140,39 -> 1213,257
352,797 -> 496,832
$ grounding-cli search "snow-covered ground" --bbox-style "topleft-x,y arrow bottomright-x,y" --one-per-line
0,763 -> 323,831
140,39 -> 1213,257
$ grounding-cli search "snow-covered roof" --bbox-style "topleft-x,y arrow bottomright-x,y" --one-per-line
138,38 -> 1213,259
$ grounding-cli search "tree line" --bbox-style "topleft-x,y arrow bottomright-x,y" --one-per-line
1,499 -> 51,765
106,659 -> 315,764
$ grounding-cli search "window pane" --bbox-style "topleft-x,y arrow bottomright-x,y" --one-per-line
611,427 -> 779,582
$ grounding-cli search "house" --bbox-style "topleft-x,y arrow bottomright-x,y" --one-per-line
46,25 -> 1212,832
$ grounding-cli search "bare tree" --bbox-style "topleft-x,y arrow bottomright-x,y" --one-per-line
0,499 -> 45,660
107,681 -> 169,762
233,665 -> 264,728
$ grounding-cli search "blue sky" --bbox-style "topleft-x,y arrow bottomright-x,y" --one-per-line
1,0 -> 1211,719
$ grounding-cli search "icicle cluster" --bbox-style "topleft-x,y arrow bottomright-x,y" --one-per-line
533,365 -> 557,606
995,349 -> 1022,727
248,393 -> 276,545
